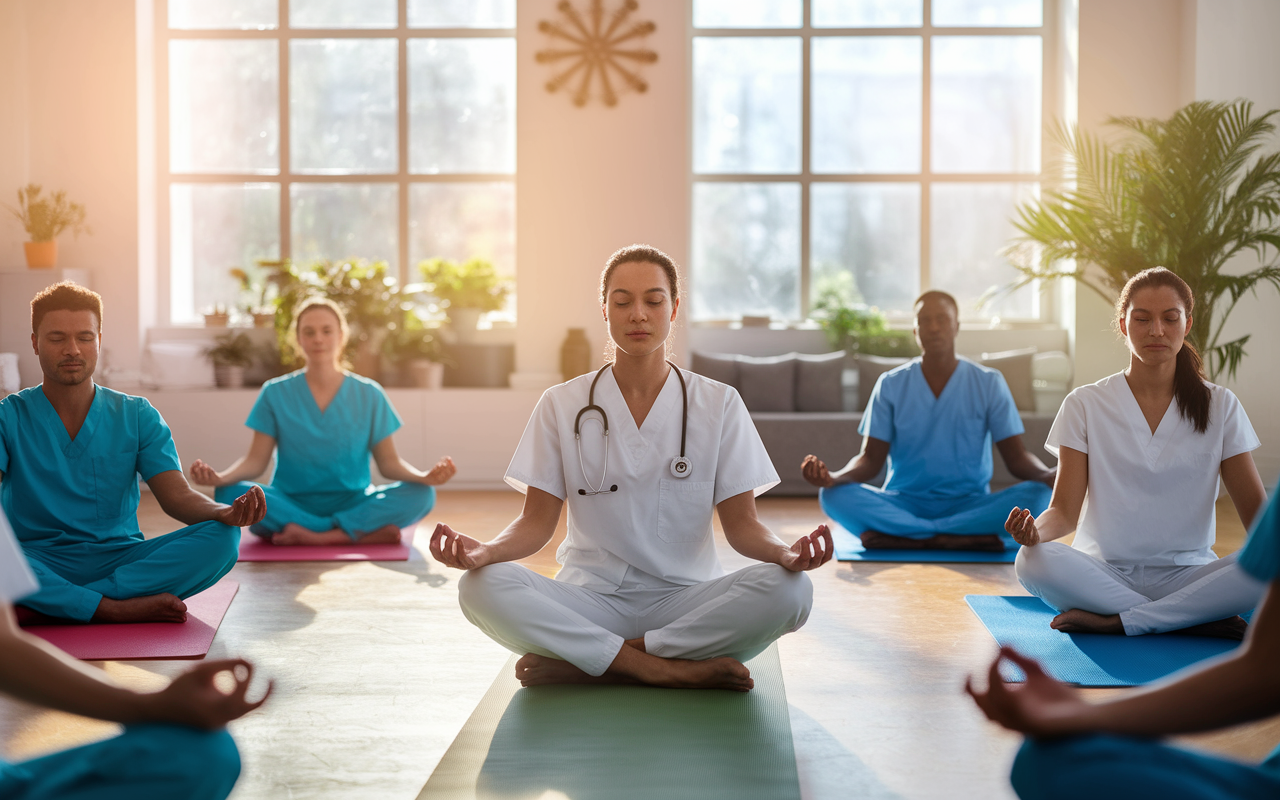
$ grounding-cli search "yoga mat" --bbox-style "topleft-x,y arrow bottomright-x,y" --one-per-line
833,524 -> 1019,563
21,579 -> 239,661
236,527 -> 415,562
966,595 -> 1245,687
419,643 -> 801,800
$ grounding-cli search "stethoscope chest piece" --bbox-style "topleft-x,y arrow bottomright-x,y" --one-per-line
669,456 -> 691,479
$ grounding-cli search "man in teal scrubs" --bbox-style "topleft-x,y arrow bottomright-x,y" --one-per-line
0,282 -> 265,623
802,291 -> 1055,550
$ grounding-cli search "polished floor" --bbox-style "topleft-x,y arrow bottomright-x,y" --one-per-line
1,491 -> 1276,799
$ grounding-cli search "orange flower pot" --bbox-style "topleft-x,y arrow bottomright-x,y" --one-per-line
24,241 -> 57,269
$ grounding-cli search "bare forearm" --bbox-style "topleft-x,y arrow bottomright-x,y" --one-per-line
832,454 -> 882,485
1008,453 -> 1055,484
1031,506 -> 1075,543
375,457 -> 426,485
214,455 -> 271,486
724,518 -> 790,565
157,490 -> 229,525
481,515 -> 557,564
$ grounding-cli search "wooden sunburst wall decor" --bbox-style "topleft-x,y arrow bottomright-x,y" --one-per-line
535,0 -> 657,108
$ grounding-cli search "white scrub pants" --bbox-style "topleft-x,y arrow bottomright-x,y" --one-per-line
1015,543 -> 1266,635
458,562 -> 813,677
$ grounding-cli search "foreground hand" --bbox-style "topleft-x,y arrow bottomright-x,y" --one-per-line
429,523 -> 491,570
1006,507 -> 1040,547
216,485 -> 267,527
780,525 -> 834,571
801,455 -> 836,489
150,658 -> 271,730
189,459 -> 224,487
422,456 -> 457,486
965,646 -> 1088,738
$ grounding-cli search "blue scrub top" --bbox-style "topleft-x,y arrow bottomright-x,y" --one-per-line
1240,490 -> 1280,581
246,371 -> 401,498
860,358 -> 1023,498
0,385 -> 182,548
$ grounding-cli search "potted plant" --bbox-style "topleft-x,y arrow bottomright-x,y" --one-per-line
810,284 -> 920,357
385,310 -> 449,389
4,184 -> 90,269
230,266 -> 278,328
416,257 -> 511,342
203,304 -> 231,328
204,331 -> 255,388
1000,99 -> 1280,381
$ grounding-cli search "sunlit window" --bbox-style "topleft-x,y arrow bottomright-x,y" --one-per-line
692,0 -> 1048,323
161,0 -> 515,323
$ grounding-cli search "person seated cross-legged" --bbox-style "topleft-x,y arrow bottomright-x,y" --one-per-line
0,282 -> 265,624
802,290 -> 1054,551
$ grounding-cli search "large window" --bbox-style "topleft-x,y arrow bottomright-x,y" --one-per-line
159,0 -> 516,323
692,0 -> 1051,323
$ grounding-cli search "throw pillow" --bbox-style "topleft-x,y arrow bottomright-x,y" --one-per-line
689,351 -> 741,390
738,354 -> 797,412
795,351 -> 846,412
980,347 -> 1037,412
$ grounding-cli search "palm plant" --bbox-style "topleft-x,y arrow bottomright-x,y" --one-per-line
1001,100 -> 1280,380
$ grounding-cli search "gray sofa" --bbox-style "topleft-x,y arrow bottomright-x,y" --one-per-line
690,351 -> 1058,497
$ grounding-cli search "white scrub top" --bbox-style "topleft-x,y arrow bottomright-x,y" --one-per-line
1046,372 -> 1260,566
506,366 -> 780,591
0,508 -> 38,604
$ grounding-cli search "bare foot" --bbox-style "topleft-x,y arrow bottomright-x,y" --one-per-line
353,524 -> 402,544
1178,616 -> 1249,641
1050,608 -> 1124,635
646,656 -> 755,692
271,524 -> 350,546
93,594 -> 188,623
860,531 -> 1005,552
515,653 -> 636,687
516,645 -> 755,692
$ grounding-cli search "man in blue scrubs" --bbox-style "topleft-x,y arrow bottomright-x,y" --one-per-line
0,282 -> 266,623
801,291 -> 1054,550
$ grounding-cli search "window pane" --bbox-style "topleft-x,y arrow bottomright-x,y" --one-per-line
693,0 -> 801,28
289,0 -> 396,28
170,184 -> 280,323
930,182 -> 1037,319
409,183 -> 515,276
931,36 -> 1040,173
933,0 -> 1042,26
693,183 -> 800,321
290,39 -> 398,174
409,39 -> 515,174
291,183 -> 398,266
170,41 -> 278,174
169,0 -> 276,30
812,37 -> 921,173
811,183 -> 920,314
409,0 -> 514,27
694,38 -> 801,174
813,0 -> 923,27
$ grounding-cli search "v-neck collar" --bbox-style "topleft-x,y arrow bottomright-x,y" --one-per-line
303,372 -> 348,418
599,366 -> 680,466
38,383 -> 102,457
914,358 -> 962,405
1117,374 -> 1178,463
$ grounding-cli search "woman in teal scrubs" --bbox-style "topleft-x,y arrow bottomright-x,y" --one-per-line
192,299 -> 456,545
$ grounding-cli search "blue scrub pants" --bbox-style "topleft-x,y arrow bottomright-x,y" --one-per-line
19,522 -> 239,622
215,481 -> 435,540
0,724 -> 240,800
1012,735 -> 1280,800
819,481 -> 1051,539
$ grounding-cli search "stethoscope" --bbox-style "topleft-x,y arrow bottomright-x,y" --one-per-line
574,360 -> 691,496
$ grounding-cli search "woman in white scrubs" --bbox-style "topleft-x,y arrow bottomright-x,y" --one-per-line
1007,267 -> 1268,638
430,245 -> 833,691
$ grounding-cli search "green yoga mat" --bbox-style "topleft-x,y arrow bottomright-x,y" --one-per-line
418,643 -> 800,800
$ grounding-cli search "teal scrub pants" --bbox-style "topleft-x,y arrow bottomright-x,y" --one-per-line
0,724 -> 240,800
216,481 -> 435,540
819,481 -> 1051,539
19,521 -> 239,622
1012,735 -> 1280,800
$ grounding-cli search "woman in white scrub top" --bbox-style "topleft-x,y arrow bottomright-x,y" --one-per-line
430,245 -> 833,691
1007,267 -> 1268,638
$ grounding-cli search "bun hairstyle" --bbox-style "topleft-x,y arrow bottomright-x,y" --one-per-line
599,245 -> 683,362
1115,267 -> 1210,434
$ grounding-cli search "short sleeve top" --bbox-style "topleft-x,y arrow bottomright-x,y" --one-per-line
1239,490 -> 1280,582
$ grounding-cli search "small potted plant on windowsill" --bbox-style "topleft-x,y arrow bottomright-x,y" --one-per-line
230,266 -> 278,328
4,184 -> 90,269
385,311 -> 449,389
203,304 -> 231,328
416,257 -> 511,343
204,331 -> 255,388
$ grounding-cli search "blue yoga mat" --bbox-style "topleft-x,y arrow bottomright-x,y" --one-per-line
966,595 -> 1245,687
832,524 -> 1020,564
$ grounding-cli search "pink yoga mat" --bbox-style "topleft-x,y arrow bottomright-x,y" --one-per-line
22,579 -> 239,661
236,527 -> 415,562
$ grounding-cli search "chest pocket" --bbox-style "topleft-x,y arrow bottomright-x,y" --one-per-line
93,453 -> 138,521
656,480 -> 715,543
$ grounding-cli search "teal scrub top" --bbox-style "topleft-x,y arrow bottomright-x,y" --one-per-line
860,358 -> 1023,498
1240,489 -> 1280,581
0,385 -> 182,548
246,371 -> 401,498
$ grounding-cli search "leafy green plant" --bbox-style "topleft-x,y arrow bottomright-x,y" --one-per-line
383,308 -> 449,364
4,184 -> 89,242
417,257 -> 511,312
1001,100 -> 1280,380
810,287 -> 919,357
203,332 -> 256,367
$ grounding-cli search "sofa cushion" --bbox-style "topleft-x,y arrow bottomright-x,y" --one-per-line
689,351 -> 740,390
856,355 -> 912,411
795,351 -> 846,412
738,354 -> 797,412
981,347 -> 1037,412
